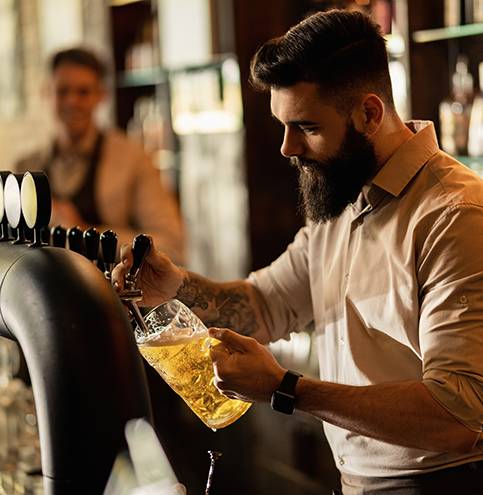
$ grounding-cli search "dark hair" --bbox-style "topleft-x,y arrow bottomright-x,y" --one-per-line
50,47 -> 107,81
250,9 -> 394,113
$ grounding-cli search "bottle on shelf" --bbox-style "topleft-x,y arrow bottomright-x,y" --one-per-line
439,54 -> 474,156
475,0 -> 483,22
468,62 -> 483,158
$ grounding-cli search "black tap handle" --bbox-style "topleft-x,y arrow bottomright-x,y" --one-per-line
83,227 -> 100,262
67,227 -> 84,254
125,234 -> 151,289
131,234 -> 151,273
41,226 -> 51,245
51,225 -> 67,248
100,230 -> 118,265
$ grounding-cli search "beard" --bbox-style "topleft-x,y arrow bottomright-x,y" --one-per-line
291,121 -> 378,223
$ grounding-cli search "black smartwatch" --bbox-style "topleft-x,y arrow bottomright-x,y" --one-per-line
270,370 -> 303,415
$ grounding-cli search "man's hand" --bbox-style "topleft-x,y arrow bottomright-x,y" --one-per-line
111,238 -> 186,307
209,327 -> 286,403
50,199 -> 86,228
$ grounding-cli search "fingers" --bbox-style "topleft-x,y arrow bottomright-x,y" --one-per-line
209,341 -> 232,362
208,327 -> 256,353
111,243 -> 133,290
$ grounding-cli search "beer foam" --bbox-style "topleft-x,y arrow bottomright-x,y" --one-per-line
138,328 -> 207,347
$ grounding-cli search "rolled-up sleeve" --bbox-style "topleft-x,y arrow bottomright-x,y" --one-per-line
419,204 -> 483,435
248,226 -> 313,342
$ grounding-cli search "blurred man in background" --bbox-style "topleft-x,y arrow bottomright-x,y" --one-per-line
16,47 -> 184,263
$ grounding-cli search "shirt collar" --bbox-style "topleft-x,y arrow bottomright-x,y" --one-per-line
370,120 -> 439,198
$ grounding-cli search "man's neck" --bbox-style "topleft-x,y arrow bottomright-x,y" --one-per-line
57,124 -> 98,154
373,115 -> 414,169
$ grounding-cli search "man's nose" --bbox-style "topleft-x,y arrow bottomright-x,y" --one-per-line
280,127 -> 303,158
61,90 -> 82,106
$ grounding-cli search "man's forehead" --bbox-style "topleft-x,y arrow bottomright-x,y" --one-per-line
53,64 -> 101,83
270,83 -> 336,121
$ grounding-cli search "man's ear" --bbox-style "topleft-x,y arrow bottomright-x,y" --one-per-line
351,94 -> 384,137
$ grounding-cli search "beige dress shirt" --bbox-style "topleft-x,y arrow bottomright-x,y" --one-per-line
249,121 -> 483,476
15,128 -> 185,264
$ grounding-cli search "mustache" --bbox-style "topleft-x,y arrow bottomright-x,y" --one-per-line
289,157 -> 323,170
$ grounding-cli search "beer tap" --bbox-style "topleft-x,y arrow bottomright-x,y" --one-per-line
100,229 -> 118,280
84,227 -> 100,265
41,226 -> 51,245
0,172 -> 13,241
4,173 -> 28,244
51,225 -> 67,248
20,171 -> 51,247
118,234 -> 152,336
67,226 -> 84,255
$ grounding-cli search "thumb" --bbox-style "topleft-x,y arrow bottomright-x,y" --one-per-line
208,327 -> 254,352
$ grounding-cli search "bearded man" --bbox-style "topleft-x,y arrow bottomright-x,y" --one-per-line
113,9 -> 483,494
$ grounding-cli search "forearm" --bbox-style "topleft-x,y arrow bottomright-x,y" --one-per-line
175,271 -> 271,343
295,378 -> 478,453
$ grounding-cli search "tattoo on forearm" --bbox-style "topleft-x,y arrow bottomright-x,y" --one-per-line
175,277 -> 258,336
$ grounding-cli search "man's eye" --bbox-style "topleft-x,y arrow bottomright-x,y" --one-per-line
300,126 -> 318,135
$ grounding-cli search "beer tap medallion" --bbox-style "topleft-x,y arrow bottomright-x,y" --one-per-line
20,171 -> 52,247
4,173 -> 28,244
0,171 -> 12,241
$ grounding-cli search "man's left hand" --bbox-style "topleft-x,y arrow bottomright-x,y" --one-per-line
208,327 -> 286,403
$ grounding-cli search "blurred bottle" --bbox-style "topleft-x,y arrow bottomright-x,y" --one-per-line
445,0 -> 482,25
125,18 -> 159,71
468,62 -> 483,158
127,97 -> 167,153
474,0 -> 483,22
439,55 -> 474,156
445,0 -> 462,26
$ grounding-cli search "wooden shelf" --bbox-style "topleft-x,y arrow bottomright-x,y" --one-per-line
412,23 -> 483,43
117,67 -> 168,88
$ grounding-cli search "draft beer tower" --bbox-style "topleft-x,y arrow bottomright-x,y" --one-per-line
0,171 -> 152,494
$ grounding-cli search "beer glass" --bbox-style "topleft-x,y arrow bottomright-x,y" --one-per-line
135,299 -> 251,430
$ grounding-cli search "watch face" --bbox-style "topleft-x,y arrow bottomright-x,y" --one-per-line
271,390 -> 295,415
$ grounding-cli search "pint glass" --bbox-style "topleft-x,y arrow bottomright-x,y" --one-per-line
135,299 -> 251,430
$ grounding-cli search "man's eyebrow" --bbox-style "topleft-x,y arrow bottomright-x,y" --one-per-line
270,114 -> 318,126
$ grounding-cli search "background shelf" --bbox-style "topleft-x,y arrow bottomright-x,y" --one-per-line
412,22 -> 483,43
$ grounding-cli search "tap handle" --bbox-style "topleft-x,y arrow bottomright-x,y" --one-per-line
83,227 -> 100,262
125,234 -> 151,290
100,230 -> 118,265
67,226 -> 84,254
51,225 -> 67,248
130,234 -> 151,277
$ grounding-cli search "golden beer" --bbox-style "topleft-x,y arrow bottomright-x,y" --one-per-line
139,333 -> 251,430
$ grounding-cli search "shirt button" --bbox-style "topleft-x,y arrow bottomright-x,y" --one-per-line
345,274 -> 349,280
338,456 -> 345,466
339,338 -> 345,345
459,295 -> 468,304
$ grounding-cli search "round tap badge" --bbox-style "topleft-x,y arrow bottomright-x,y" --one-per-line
4,174 -> 23,229
0,171 -> 10,224
21,172 -> 51,229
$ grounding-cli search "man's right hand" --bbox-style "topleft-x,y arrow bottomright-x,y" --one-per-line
111,238 -> 186,307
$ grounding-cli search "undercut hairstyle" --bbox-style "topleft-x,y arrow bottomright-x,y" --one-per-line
250,9 -> 395,114
50,47 -> 107,81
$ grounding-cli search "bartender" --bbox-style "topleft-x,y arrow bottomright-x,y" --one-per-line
16,47 -> 185,264
114,9 -> 483,494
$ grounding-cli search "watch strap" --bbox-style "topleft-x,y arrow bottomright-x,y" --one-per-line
278,369 -> 302,394
270,369 -> 302,415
